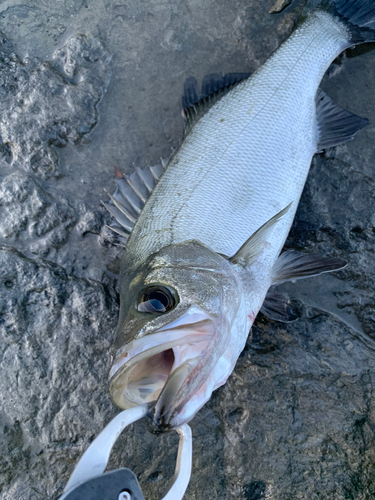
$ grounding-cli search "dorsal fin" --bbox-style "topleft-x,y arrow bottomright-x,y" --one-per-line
316,88 -> 369,151
182,72 -> 251,134
103,159 -> 167,246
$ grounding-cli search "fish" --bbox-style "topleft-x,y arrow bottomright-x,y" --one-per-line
104,0 -> 374,430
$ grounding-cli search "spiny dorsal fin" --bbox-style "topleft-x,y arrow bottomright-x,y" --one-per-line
271,250 -> 347,285
230,203 -> 291,267
182,72 -> 251,134
316,88 -> 369,151
260,289 -> 298,323
102,159 -> 168,246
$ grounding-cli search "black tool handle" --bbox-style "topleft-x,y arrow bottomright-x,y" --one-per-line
60,468 -> 145,500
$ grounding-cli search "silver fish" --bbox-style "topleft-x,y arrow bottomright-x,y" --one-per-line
105,0 -> 373,429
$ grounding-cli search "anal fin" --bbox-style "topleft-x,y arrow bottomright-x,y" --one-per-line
316,89 -> 369,151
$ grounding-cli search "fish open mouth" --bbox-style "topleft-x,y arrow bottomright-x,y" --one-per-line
109,306 -> 214,426
117,348 -> 175,404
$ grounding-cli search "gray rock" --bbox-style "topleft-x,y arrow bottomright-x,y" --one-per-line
0,173 -> 76,256
0,33 -> 111,178
0,245 -> 119,499
0,0 -> 374,499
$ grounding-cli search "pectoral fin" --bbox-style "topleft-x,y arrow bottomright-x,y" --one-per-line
271,250 -> 347,285
230,203 -> 291,267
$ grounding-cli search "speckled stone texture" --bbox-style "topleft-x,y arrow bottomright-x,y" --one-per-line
0,33 -> 110,178
0,1 -> 374,499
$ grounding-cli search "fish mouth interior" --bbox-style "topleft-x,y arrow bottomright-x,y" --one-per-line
121,348 -> 175,404
109,339 -> 208,410
109,305 -> 215,417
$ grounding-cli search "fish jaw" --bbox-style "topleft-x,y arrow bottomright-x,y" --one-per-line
109,300 -> 249,429
109,305 -> 218,424
167,292 -> 250,427
161,266 -> 273,428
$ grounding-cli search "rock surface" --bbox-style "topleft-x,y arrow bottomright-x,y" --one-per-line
0,33 -> 110,179
0,0 -> 374,499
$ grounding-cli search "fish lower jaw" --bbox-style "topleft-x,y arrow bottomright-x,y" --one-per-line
152,352 -> 203,428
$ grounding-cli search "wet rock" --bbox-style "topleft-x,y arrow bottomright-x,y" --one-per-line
76,209 -> 105,237
0,33 -> 110,178
284,153 -> 375,339
269,0 -> 293,14
214,316 -> 375,500
0,173 -> 76,257
0,245 -> 118,499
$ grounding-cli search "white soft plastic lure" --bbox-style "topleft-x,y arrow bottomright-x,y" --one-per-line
105,0 -> 374,429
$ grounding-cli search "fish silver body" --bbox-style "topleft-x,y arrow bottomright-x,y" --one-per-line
128,12 -> 349,266
107,3 -> 371,428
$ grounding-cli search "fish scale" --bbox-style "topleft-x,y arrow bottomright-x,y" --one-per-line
108,1 -> 373,429
127,12 -> 350,269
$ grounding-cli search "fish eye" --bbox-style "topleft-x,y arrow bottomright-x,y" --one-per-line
137,285 -> 178,314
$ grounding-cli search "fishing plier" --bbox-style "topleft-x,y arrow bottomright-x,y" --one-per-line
57,405 -> 192,500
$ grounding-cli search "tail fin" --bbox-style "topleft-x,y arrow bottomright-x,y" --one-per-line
312,0 -> 375,44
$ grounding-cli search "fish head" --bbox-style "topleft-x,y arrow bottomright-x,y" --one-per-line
109,240 -> 244,429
